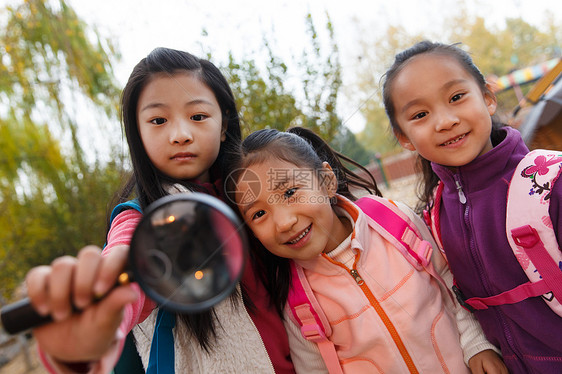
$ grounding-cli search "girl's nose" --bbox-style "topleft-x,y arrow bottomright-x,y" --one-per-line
170,120 -> 193,144
434,109 -> 459,132
275,209 -> 298,233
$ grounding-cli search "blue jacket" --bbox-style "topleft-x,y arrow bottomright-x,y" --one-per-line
432,126 -> 562,373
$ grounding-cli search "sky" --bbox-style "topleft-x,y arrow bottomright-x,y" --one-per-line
66,0 -> 561,132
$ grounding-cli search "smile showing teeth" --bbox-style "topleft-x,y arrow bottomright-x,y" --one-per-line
287,225 -> 311,244
442,133 -> 465,146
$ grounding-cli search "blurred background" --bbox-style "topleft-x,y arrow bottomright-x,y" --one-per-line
1,0 -> 561,371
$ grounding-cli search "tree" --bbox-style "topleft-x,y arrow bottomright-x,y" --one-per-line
329,126 -> 374,166
224,12 -> 350,143
0,0 -> 123,298
448,15 -> 561,76
222,13 -> 372,163
350,9 -> 562,156
298,13 -> 343,141
349,25 -> 424,155
225,50 -> 305,137
447,14 -> 562,116
0,4 -> 373,299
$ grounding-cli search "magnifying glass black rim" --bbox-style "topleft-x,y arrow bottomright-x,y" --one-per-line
129,192 -> 247,314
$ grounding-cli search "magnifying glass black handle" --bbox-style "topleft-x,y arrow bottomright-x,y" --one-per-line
1,297 -> 52,335
1,272 -> 132,335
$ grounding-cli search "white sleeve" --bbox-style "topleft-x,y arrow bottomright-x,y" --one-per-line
394,201 -> 501,365
283,307 -> 329,374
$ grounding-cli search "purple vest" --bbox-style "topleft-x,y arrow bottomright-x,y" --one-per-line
432,127 -> 562,373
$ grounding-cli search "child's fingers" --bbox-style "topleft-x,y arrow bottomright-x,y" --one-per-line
94,245 -> 130,297
94,285 -> 138,331
49,255 -> 78,321
32,285 -> 138,363
482,360 -> 509,374
26,265 -> 52,316
73,246 -> 103,309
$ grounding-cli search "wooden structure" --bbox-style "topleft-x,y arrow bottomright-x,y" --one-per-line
502,58 -> 562,150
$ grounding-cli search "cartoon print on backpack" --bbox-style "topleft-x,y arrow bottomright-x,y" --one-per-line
521,152 -> 562,200
506,150 -> 562,314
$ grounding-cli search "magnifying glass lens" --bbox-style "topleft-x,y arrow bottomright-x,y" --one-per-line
0,193 -> 246,335
130,194 -> 246,313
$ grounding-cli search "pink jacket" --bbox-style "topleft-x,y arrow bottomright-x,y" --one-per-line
287,196 -> 473,373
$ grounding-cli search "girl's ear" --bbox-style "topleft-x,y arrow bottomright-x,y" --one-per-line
321,162 -> 338,196
221,125 -> 227,142
395,130 -> 416,152
484,83 -> 498,116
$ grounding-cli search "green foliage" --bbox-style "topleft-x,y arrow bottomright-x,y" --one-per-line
329,126 -> 373,166
298,13 -> 342,141
224,12 -> 347,143
223,12 -> 373,162
226,52 -> 304,137
356,99 -> 400,156
447,14 -> 562,118
449,16 -> 561,76
0,0 -> 123,300
2,0 -> 120,116
351,25 -> 424,155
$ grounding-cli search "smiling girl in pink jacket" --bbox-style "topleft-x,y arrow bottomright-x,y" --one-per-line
224,127 -> 507,373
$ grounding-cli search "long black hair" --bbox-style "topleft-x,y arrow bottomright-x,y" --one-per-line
115,47 -> 241,208
109,47 -> 242,351
224,127 -> 381,316
381,40 -> 505,213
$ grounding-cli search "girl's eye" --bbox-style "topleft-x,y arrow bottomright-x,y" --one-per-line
412,112 -> 427,120
450,93 -> 464,102
251,210 -> 266,220
284,188 -> 297,199
150,117 -> 167,125
191,114 -> 208,121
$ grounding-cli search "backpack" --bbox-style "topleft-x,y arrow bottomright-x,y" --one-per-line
286,195 -> 449,374
424,149 -> 562,316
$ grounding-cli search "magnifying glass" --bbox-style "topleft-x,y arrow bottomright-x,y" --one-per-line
0,192 -> 247,335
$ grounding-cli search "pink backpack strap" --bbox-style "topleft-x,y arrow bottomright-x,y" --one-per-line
286,195 -> 455,372
287,262 -> 343,374
458,276 -> 552,311
424,182 -> 445,254
356,196 -> 453,301
356,196 -> 431,268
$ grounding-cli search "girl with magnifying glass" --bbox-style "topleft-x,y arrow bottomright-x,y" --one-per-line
23,48 -> 295,374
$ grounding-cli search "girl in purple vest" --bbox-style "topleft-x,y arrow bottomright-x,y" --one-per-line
383,40 -> 562,373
